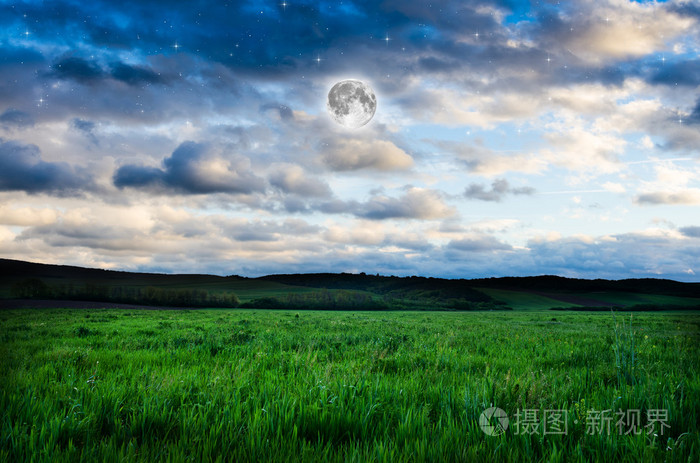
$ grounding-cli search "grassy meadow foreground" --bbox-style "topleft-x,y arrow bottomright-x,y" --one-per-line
1,309 -> 699,462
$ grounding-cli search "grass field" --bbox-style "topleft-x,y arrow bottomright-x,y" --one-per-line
1,308 -> 699,462
578,292 -> 700,308
476,288 -> 700,310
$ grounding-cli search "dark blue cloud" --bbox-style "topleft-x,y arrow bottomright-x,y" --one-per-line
0,109 -> 34,128
71,118 -> 95,133
679,226 -> 700,238
687,98 -> 700,125
114,141 -> 266,194
110,63 -> 164,86
0,139 -> 91,194
669,1 -> 700,19
113,164 -> 166,188
651,59 -> 700,87
0,0 -> 540,84
47,55 -> 163,87
2,0 -> 690,110
70,118 -> 99,145
0,44 -> 44,67
50,56 -> 104,83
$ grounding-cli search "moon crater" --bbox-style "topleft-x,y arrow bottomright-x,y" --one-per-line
327,80 -> 376,128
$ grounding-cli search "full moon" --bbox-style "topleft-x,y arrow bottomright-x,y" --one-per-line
327,80 -> 377,128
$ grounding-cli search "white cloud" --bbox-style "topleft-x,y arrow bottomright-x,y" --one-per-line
602,182 -> 626,193
358,187 -> 456,220
561,0 -> 695,64
436,140 -> 546,176
324,222 -> 386,245
541,118 -> 626,175
269,164 -> 332,197
320,138 -> 414,171
403,87 -> 545,128
0,206 -> 59,226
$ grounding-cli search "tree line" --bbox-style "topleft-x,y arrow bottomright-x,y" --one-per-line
10,278 -> 240,308
10,278 -> 512,310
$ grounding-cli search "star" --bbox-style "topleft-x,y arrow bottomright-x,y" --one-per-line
384,34 -> 391,45
280,1 -> 288,11
315,54 -> 323,65
173,42 -> 181,51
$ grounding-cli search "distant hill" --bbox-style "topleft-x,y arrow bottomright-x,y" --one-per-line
1,258 -> 699,310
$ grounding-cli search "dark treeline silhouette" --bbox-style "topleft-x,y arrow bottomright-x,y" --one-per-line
2,259 -> 698,310
0,258 -> 247,286
10,278 -> 240,308
470,275 -> 700,297
9,279 -> 508,311
261,272 -> 700,299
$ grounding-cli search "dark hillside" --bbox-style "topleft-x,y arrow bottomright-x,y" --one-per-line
260,273 -> 492,302
470,275 -> 700,298
1,259 -> 698,310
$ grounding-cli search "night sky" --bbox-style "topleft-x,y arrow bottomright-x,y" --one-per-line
1,0 -> 699,280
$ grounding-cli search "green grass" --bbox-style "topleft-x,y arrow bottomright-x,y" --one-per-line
475,288 -> 582,310
1,309 -> 699,462
476,288 -> 700,310
580,292 -> 700,308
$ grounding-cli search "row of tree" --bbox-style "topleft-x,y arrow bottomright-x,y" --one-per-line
10,278 -> 240,308
10,278 -> 512,311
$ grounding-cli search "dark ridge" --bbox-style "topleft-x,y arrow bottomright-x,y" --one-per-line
0,258 -> 247,283
468,275 -> 700,297
1,259 -> 699,309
